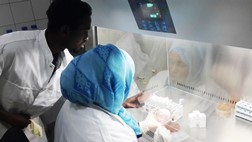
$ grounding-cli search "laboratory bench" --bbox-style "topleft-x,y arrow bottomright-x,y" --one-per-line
128,86 -> 252,142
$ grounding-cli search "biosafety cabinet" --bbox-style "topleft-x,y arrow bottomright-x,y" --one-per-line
88,0 -> 252,142
1,0 -> 252,141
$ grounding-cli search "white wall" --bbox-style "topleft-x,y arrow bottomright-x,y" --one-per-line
0,0 -> 50,35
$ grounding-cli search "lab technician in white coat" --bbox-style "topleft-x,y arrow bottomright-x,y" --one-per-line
135,39 -> 228,101
168,40 -> 229,109
55,44 -> 164,142
0,0 -> 92,141
168,42 -> 226,94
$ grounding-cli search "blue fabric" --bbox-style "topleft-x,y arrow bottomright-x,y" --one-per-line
60,44 -> 141,135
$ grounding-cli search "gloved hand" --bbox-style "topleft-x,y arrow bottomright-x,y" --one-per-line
164,121 -> 180,132
154,126 -> 172,142
139,110 -> 162,133
28,119 -> 43,137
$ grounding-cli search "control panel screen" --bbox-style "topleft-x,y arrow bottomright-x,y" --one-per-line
128,0 -> 176,33
140,3 -> 162,19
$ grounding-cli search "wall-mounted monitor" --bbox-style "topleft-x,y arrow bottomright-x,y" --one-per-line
128,0 -> 176,33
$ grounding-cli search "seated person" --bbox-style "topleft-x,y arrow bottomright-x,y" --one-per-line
54,44 -> 166,142
168,40 -> 207,89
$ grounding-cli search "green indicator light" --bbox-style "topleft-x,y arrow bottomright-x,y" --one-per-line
146,3 -> 153,7
150,14 -> 157,18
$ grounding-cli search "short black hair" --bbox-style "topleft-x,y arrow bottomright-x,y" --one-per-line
46,0 -> 92,32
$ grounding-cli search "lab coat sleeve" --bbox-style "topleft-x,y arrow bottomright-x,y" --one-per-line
0,46 -> 4,76
0,44 -> 15,77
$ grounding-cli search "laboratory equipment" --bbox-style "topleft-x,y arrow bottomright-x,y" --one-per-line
128,0 -> 176,33
142,94 -> 183,122
235,98 -> 252,122
154,108 -> 171,124
215,102 -> 233,117
140,93 -> 183,141
188,110 -> 206,128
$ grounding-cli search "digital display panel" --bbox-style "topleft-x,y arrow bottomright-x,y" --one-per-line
139,3 -> 162,19
128,0 -> 176,33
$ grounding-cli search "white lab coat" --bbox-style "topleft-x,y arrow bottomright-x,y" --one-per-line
54,100 -> 138,142
0,30 -> 67,141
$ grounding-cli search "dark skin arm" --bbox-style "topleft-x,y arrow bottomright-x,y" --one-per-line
123,92 -> 143,108
0,110 -> 31,129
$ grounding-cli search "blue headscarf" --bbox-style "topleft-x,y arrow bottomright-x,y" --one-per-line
60,44 -> 141,135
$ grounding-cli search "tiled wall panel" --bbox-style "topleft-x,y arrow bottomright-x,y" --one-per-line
0,0 -> 50,35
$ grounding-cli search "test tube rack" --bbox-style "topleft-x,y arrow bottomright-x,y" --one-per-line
235,98 -> 252,122
142,94 -> 184,122
188,110 -> 206,128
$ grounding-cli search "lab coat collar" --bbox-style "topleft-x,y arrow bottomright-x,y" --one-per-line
38,29 -> 53,63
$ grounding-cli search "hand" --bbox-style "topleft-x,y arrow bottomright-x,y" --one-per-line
164,121 -> 180,132
0,110 -> 31,129
29,119 -> 43,137
123,92 -> 143,108
154,126 -> 172,142
139,110 -> 162,133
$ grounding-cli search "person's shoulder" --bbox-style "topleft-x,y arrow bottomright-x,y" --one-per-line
0,30 -> 42,46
